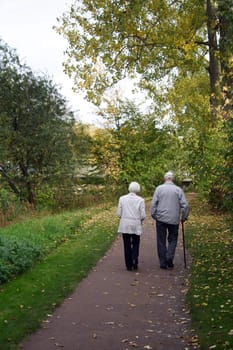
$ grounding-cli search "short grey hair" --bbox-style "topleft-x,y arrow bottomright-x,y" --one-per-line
164,171 -> 174,180
128,181 -> 141,193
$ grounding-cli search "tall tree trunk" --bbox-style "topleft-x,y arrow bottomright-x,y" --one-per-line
218,0 -> 233,119
19,162 -> 36,207
217,0 -> 233,210
0,168 -> 21,199
206,0 -> 220,118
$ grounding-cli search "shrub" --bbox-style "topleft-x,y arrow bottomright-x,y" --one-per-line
0,236 -> 41,283
0,211 -> 85,284
0,188 -> 23,224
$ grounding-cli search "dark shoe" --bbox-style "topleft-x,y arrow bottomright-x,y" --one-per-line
160,265 -> 167,269
127,267 -> 132,271
167,260 -> 174,268
132,264 -> 138,270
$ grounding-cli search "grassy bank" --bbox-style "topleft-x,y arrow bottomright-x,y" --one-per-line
186,194 -> 233,350
1,194 -> 233,350
0,205 -> 118,350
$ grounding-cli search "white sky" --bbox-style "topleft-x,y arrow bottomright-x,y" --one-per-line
0,0 -> 100,125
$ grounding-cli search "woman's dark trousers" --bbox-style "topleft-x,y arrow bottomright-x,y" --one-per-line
122,233 -> 140,270
156,220 -> 179,268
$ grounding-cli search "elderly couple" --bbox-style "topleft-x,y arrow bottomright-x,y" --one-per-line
117,171 -> 189,271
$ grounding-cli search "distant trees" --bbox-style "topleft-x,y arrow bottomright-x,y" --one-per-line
91,97 -> 185,193
0,39 -> 77,207
55,0 -> 233,209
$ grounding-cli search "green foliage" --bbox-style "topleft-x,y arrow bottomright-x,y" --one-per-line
0,211 -> 87,284
35,184 -> 57,210
73,122 -> 93,164
54,0 -> 233,215
0,189 -> 20,214
0,205 -> 118,349
0,237 -> 41,283
0,39 -> 77,206
55,0 -> 207,104
0,188 -> 23,224
217,0 -> 233,212
91,98 -> 181,192
186,194 -> 233,349
220,120 -> 233,211
35,182 -> 108,211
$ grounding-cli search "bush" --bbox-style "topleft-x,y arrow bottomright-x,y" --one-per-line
0,236 -> 41,283
0,188 -> 23,224
0,211 -> 86,284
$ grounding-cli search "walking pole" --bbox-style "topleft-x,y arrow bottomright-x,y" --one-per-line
181,221 -> 187,268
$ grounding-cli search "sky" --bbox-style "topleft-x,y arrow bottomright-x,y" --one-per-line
0,0 -> 100,125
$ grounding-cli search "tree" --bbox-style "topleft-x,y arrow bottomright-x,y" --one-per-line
0,40 -> 76,207
91,96 -> 180,192
217,0 -> 233,210
55,0 -> 233,208
55,0 -> 207,104
168,72 -> 226,193
206,0 -> 220,116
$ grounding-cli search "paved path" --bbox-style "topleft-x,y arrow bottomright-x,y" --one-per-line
22,212 -> 199,350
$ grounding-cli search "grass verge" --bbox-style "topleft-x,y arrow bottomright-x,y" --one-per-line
0,210 -> 91,284
0,205 -> 118,350
186,194 -> 233,350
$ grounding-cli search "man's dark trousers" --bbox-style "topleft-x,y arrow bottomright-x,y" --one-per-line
156,220 -> 179,268
122,233 -> 140,270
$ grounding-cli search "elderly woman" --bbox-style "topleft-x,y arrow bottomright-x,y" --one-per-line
117,182 -> 146,271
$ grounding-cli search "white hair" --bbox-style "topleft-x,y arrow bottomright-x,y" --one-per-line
164,171 -> 174,180
128,181 -> 141,193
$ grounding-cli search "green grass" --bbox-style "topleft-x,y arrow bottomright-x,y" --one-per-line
186,194 -> 233,350
1,194 -> 232,350
0,209 -> 92,284
0,205 -> 118,350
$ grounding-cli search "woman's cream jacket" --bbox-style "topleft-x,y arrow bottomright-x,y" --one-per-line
117,193 -> 146,235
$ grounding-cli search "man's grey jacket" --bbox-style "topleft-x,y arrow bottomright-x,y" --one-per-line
151,181 -> 189,225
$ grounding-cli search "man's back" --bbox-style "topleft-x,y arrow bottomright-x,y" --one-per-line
151,181 -> 189,225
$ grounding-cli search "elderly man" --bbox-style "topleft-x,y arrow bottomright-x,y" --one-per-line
151,171 -> 189,269
117,182 -> 146,271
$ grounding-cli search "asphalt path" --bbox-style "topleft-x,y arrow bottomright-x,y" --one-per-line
22,207 -> 199,350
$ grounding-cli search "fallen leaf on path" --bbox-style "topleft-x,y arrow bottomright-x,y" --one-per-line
55,343 -> 64,347
130,282 -> 138,286
106,306 -> 114,310
188,335 -> 199,346
129,341 -> 138,347
128,303 -> 136,308
121,338 -> 129,343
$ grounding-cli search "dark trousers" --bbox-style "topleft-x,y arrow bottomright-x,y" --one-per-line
156,220 -> 179,267
122,234 -> 140,270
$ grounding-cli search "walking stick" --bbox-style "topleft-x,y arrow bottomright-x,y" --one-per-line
181,221 -> 187,268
